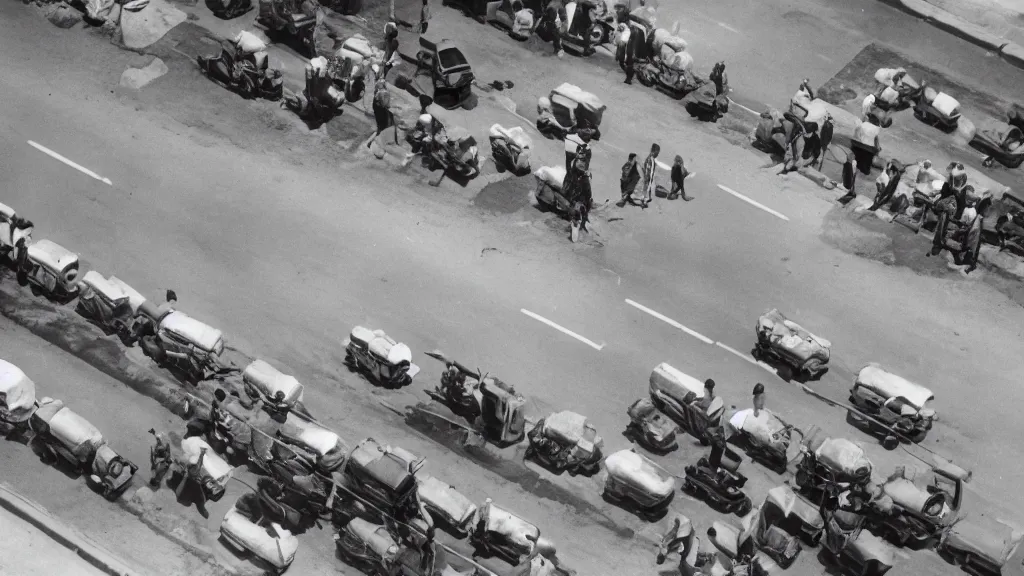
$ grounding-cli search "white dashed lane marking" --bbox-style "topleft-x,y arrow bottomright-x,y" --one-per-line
716,184 -> 790,221
624,299 -> 714,344
520,309 -> 605,351
28,140 -> 112,186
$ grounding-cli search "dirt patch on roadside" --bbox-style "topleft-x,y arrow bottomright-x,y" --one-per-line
473,174 -> 532,213
820,205 -> 896,265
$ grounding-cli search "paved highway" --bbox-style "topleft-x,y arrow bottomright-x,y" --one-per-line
1,1 -> 1023,575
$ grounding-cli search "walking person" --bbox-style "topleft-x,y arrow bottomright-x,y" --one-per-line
667,156 -> 694,201
817,114 -> 834,171
176,445 -> 210,518
148,428 -> 173,489
419,0 -> 431,33
366,69 -> 399,151
837,150 -> 858,205
619,153 -> 640,206
638,143 -> 660,208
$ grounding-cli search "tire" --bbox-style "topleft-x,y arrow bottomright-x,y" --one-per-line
795,467 -> 810,489
735,497 -> 752,517
1009,154 -> 1024,169
588,24 -> 604,45
806,530 -> 822,547
882,435 -> 899,451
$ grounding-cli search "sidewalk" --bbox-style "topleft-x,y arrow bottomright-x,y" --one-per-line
0,505 -> 107,576
924,0 -> 1024,45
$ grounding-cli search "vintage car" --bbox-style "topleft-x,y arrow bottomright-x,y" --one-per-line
759,485 -> 824,546
625,397 -> 678,453
648,363 -> 723,445
822,504 -> 897,576
426,352 -> 527,445
277,417 -> 347,473
471,499 -> 555,566
489,124 -> 533,176
938,516 -> 1023,576
336,517 -> 401,575
344,326 -> 420,388
874,463 -> 969,547
145,311 -> 226,382
330,33 -> 383,102
849,364 -> 935,447
526,410 -> 603,476
22,239 -> 80,301
76,271 -> 139,342
417,474 -> 478,538
30,397 -> 138,499
0,359 -> 38,433
603,449 -> 674,520
795,433 -> 873,497
729,497 -> 804,569
243,359 -> 304,412
914,86 -> 961,131
179,436 -> 233,501
724,407 -> 802,473
221,494 -> 299,574
753,309 -> 830,380
537,83 -> 605,141
416,37 -> 475,110
0,202 -> 33,268
335,438 -> 426,526
706,515 -> 784,574
972,120 -> 1024,169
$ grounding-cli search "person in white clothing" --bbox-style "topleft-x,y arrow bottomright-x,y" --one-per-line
565,131 -> 584,171
861,93 -> 876,121
511,2 -> 534,40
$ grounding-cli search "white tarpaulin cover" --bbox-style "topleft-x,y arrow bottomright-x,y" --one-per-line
181,436 -> 233,484
159,312 -> 224,353
344,518 -> 399,562
535,166 -> 567,189
40,400 -> 103,450
874,67 -> 906,86
855,364 -> 933,409
108,276 -> 146,313
0,360 -> 36,423
480,501 -> 539,550
649,363 -> 703,399
815,438 -> 871,477
244,360 -> 304,406
931,92 -> 960,118
489,124 -> 533,150
234,31 -> 268,54
81,271 -> 129,304
282,418 -> 343,458
351,327 -> 412,366
604,450 -> 674,497
729,409 -> 787,447
27,239 -> 78,273
221,505 -> 298,569
418,475 -> 478,526
542,411 -> 601,447
943,518 -> 1024,565
551,83 -> 606,114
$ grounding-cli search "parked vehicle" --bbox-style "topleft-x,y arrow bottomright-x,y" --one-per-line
30,397 -> 138,499
795,432 -> 872,497
759,485 -> 824,546
178,436 -> 233,501
972,120 -> 1024,168
329,34 -> 383,103
285,56 -> 346,125
143,311 -> 226,382
334,438 -> 427,527
425,352 -> 528,445
0,359 -> 37,435
471,499 -> 555,565
819,487 -> 896,576
848,364 -> 935,448
416,37 -> 475,110
220,493 -> 299,574
873,67 -> 924,111
624,397 -> 678,454
335,517 -> 401,574
489,124 -> 533,176
22,239 -> 80,301
648,363 -> 724,445
637,55 -> 703,100
533,165 -> 588,240
242,359 -> 304,413
603,449 -> 674,520
0,202 -> 33,269
537,84 -> 605,141
724,407 -> 802,473
417,474 -> 478,538
344,326 -> 420,388
423,126 -> 482,180
76,271 -> 140,342
683,436 -> 752,517
197,34 -> 284,100
207,0 -> 253,19
938,516 -> 1023,576
255,474 -> 325,531
257,0 -> 322,57
914,87 -> 961,131
278,417 -> 347,473
560,0 -> 608,55
753,308 -> 830,380
686,80 -> 729,122
873,463 -> 969,547
705,515 -> 784,574
526,410 -> 603,476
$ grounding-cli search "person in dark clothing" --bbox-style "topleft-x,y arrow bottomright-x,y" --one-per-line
696,379 -> 715,412
366,71 -> 399,149
381,22 -> 400,79
868,160 -> 903,211
817,114 -> 834,170
619,153 -> 640,205
176,445 -> 209,518
148,428 -> 173,489
623,24 -> 643,85
184,392 -> 222,439
668,156 -> 693,201
752,383 -> 766,417
837,151 -> 858,205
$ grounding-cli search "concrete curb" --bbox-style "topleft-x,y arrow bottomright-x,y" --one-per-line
0,483 -> 143,576
876,0 -> 1020,67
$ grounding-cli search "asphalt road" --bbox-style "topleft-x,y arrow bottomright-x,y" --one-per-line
0,506 -> 107,576
1,2 -> 1024,576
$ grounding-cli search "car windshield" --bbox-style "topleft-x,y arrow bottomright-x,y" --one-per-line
438,48 -> 467,70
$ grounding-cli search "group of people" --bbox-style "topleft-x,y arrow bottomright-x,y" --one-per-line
618,143 -> 694,208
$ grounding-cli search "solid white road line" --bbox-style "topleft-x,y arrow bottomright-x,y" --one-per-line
624,299 -> 714,344
28,141 -> 112,186
716,184 -> 790,221
728,98 -> 760,117
717,22 -> 740,34
520,309 -> 605,351
715,341 -> 778,374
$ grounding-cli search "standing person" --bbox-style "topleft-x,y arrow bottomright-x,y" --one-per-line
511,2 -> 534,40
555,3 -> 567,57
623,20 -> 643,85
565,131 -> 584,171
852,117 -> 881,175
837,150 -> 858,204
696,379 -> 716,412
868,160 -> 903,211
381,22 -> 400,79
817,114 -> 834,170
797,78 -> 815,101
668,156 -> 694,201
619,153 -> 640,206
419,0 -> 431,33
176,445 -> 210,518
752,383 -> 765,417
148,428 -> 173,489
638,143 -> 660,208
366,69 -> 399,150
